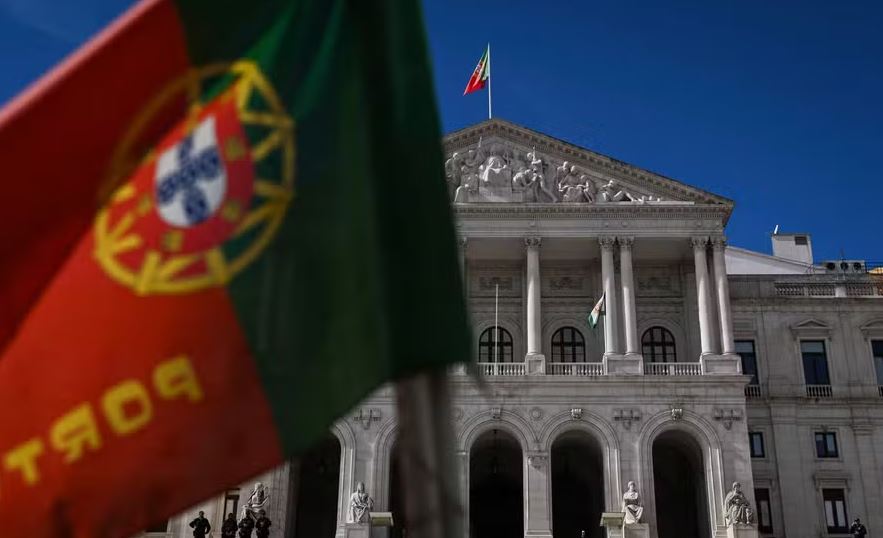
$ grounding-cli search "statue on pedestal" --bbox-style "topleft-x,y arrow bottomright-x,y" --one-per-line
346,481 -> 374,523
255,509 -> 272,538
241,482 -> 270,522
724,482 -> 755,526
622,481 -> 644,524
221,513 -> 238,538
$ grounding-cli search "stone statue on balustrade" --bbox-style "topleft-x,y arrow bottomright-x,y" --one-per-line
622,481 -> 644,524
241,482 -> 270,522
724,482 -> 755,526
346,481 -> 374,524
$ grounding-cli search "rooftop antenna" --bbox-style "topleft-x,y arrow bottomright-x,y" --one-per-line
773,224 -> 779,235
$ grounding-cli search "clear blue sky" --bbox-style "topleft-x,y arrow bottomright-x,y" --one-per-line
2,0 -> 881,261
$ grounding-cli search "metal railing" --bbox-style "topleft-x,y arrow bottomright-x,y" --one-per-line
477,362 -> 526,376
547,362 -> 604,376
645,362 -> 702,376
744,384 -> 763,399
806,384 -> 833,398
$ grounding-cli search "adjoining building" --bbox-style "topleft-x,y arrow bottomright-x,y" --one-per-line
143,119 -> 883,538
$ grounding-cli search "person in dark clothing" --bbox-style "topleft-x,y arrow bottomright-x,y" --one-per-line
255,509 -> 272,538
238,514 -> 255,538
851,518 -> 868,538
189,511 -> 211,538
221,513 -> 238,538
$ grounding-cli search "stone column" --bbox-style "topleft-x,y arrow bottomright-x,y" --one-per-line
712,237 -> 736,355
691,237 -> 715,356
600,236 -> 620,356
524,453 -> 553,538
525,237 -> 545,373
619,237 -> 639,356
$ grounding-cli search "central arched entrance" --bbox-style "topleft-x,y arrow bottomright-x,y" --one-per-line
469,428 -> 523,538
551,430 -> 605,538
652,430 -> 710,538
291,434 -> 341,538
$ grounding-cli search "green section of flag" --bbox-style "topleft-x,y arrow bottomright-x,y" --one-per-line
588,292 -> 605,329
174,0 -> 471,454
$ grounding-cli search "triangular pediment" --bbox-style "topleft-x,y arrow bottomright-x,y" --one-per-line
442,119 -> 732,208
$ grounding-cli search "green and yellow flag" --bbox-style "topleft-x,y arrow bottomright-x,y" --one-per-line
0,0 -> 470,535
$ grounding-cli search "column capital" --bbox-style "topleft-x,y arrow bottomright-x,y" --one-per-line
599,236 -> 616,250
524,236 -> 542,249
710,235 -> 727,250
690,236 -> 709,250
618,236 -> 634,250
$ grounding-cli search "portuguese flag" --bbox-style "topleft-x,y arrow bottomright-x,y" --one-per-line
463,45 -> 490,95
0,0 -> 469,536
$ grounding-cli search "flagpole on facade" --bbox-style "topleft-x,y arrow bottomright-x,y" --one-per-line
487,43 -> 492,119
394,372 -> 463,538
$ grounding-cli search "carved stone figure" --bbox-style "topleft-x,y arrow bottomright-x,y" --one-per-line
622,481 -> 644,524
512,166 -> 539,201
556,162 -> 594,203
724,482 -> 755,526
444,151 -> 462,197
480,154 -> 511,187
598,179 -> 631,202
241,482 -> 270,522
346,481 -> 374,523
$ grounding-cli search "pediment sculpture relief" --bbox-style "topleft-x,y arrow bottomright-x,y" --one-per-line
445,143 -> 664,204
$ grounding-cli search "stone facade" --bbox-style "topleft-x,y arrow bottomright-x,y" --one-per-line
139,120 -> 883,538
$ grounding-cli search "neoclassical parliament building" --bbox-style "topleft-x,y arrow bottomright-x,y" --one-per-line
141,119 -> 883,538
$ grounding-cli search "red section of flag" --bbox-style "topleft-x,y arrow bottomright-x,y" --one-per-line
463,47 -> 489,95
0,229 -> 283,537
0,0 -> 190,351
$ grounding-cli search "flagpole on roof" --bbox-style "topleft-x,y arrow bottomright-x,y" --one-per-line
487,43 -> 492,119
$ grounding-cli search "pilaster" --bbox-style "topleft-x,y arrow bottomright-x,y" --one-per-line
524,452 -> 553,538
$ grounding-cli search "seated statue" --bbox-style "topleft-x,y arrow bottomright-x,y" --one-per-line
241,482 -> 270,522
598,179 -> 631,202
346,482 -> 374,524
622,481 -> 644,524
557,162 -> 593,203
724,482 -> 755,526
480,154 -> 511,188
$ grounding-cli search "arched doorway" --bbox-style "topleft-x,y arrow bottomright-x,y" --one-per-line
652,430 -> 710,538
551,430 -> 604,538
469,428 -> 523,538
291,434 -> 341,538
388,441 -> 410,538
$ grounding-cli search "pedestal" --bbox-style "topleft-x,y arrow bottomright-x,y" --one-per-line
603,354 -> 643,375
340,523 -> 370,538
599,512 -> 625,538
624,523 -> 649,538
525,353 -> 546,375
726,524 -> 759,538
699,354 -> 741,375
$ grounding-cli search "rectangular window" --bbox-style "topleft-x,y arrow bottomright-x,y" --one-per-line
223,489 -> 240,522
815,431 -> 839,458
801,340 -> 830,385
755,488 -> 773,533
872,340 -> 883,386
736,340 -> 759,385
823,488 -> 848,533
749,432 -> 765,458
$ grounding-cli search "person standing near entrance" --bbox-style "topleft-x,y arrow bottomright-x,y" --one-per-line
189,511 -> 211,538
851,518 -> 868,538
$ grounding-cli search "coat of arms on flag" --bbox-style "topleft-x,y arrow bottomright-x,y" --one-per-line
94,61 -> 294,295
